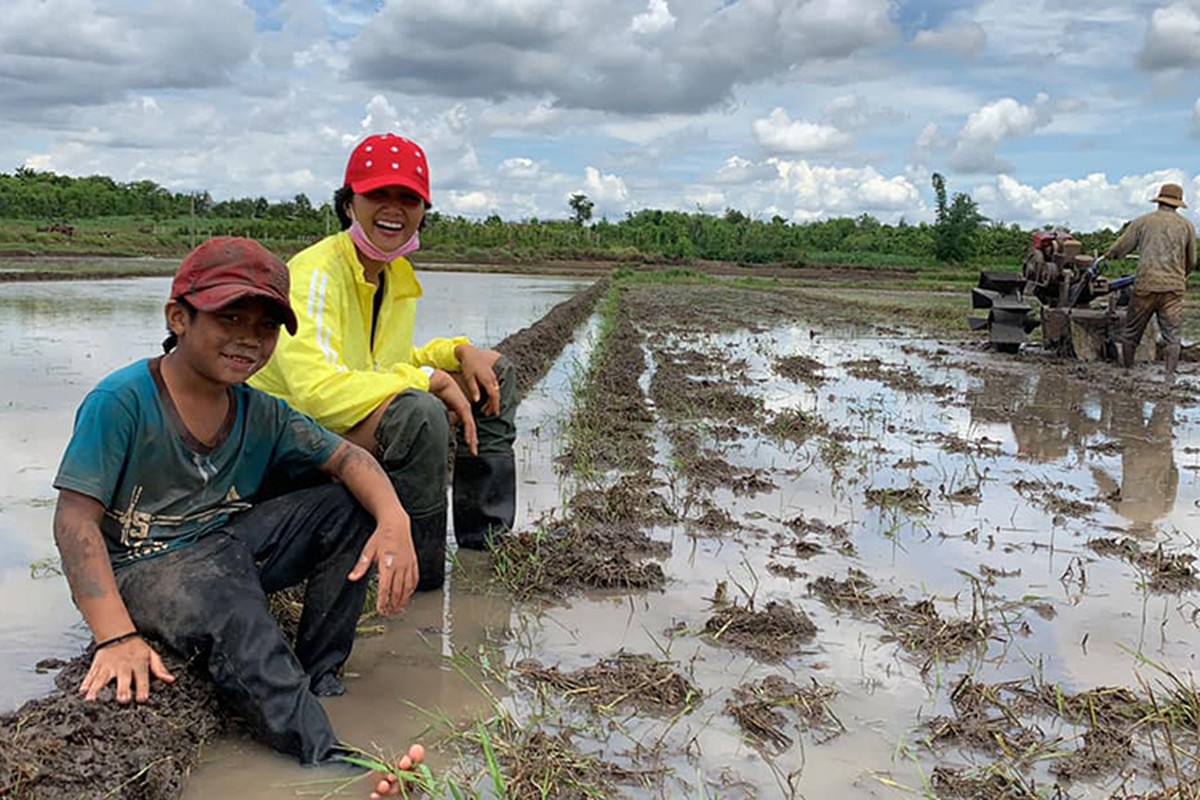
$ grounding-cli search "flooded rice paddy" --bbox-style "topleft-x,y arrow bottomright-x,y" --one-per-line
4,272 -> 1200,798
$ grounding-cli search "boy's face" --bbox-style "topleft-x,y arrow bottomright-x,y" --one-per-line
166,296 -> 283,384
350,185 -> 425,252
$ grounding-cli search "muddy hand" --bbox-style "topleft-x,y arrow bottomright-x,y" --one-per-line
81,636 -> 175,704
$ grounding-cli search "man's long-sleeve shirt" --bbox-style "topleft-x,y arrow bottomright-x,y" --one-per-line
1106,208 -> 1197,294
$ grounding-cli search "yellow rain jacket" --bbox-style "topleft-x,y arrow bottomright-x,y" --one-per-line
250,232 -> 469,434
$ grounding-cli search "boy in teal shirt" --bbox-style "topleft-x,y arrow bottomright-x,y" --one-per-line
53,237 -> 423,790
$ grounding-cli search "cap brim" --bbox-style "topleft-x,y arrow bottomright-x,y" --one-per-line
348,175 -> 431,205
182,285 -> 299,336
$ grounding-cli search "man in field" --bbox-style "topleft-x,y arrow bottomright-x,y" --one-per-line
1104,182 -> 1197,383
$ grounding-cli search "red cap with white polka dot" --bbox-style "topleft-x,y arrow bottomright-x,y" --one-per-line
342,133 -> 431,205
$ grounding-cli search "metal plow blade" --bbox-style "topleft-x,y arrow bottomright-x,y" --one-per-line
968,271 -> 1036,353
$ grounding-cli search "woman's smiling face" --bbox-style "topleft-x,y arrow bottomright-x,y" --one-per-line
349,185 -> 425,253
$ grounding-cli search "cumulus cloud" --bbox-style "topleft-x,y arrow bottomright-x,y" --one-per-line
498,157 -> 543,181
348,0 -> 897,114
974,169 -> 1196,230
1138,1 -> 1200,71
752,108 -> 852,155
771,161 -> 921,219
582,166 -> 630,210
631,0 -> 676,34
713,155 -> 778,185
949,93 -> 1053,173
912,22 -> 987,59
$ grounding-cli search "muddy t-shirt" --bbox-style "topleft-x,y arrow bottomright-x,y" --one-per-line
54,357 -> 341,567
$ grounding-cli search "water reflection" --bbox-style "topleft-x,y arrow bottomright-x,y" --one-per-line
1092,398 -> 1178,531
969,368 -> 1180,529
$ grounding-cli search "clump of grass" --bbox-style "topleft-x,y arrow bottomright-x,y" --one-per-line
514,652 -> 702,715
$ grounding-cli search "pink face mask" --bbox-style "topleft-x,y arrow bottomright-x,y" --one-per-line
348,215 -> 421,263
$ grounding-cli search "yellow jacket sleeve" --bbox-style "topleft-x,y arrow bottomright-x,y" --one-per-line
413,336 -> 471,370
251,237 -> 432,434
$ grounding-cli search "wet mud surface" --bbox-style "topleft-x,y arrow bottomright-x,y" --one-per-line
0,277 -> 609,799
8,271 -> 1200,798
0,651 -> 225,799
478,277 -> 1200,799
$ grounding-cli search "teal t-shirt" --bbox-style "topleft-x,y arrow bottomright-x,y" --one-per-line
54,357 -> 341,567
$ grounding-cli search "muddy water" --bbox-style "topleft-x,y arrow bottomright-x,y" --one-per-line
7,275 -> 1199,798
0,272 -> 590,719
502,316 -> 1200,798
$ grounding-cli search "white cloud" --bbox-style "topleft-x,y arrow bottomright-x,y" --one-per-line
1138,1 -> 1200,71
912,22 -> 987,60
950,94 -> 1053,173
442,190 -> 500,216
713,155 -> 778,185
498,157 -> 543,181
582,166 -> 630,210
764,160 -> 922,220
630,0 -> 675,34
752,108 -> 852,155
975,169 -> 1197,230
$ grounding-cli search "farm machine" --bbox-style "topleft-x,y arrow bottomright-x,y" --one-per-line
968,231 -> 1152,360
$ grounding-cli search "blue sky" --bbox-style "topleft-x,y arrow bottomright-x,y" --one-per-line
2,0 -> 1198,231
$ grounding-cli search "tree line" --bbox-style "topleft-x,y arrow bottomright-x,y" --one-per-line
1,167 -> 1129,266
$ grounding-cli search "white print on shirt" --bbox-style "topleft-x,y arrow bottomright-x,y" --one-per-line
192,452 -> 217,483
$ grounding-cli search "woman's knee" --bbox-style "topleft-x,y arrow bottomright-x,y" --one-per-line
376,390 -> 450,462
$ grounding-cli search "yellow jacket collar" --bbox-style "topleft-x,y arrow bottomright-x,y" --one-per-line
334,231 -> 424,300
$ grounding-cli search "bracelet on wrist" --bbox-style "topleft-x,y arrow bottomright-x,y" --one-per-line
94,631 -> 141,651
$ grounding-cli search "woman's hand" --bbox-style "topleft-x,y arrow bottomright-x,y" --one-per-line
428,369 -> 478,455
454,345 -> 503,417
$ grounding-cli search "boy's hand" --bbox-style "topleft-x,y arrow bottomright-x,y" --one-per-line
454,345 -> 503,417
428,369 -> 478,455
350,520 -> 418,615
81,636 -> 176,704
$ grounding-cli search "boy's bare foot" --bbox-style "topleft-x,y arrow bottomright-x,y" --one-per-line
368,744 -> 426,799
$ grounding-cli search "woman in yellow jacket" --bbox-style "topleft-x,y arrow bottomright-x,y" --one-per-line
251,133 -> 516,591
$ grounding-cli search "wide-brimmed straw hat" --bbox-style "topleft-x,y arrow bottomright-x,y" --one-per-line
1151,183 -> 1186,208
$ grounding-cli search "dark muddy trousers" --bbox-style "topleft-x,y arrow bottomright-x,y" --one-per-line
115,483 -> 374,765
375,358 -> 518,571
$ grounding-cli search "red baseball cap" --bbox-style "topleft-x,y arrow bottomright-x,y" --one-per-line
343,133 -> 431,205
171,237 -> 298,335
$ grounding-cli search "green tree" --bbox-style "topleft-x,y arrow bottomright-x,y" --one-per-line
931,172 -> 984,263
568,193 -> 594,226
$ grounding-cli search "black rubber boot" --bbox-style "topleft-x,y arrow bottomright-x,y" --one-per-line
410,509 -> 448,591
452,452 -> 516,550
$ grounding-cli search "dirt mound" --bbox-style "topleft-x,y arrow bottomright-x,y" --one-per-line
0,651 -> 225,799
